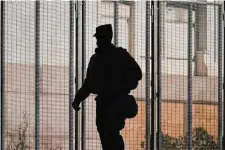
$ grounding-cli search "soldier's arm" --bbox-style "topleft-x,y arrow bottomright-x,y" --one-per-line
74,78 -> 91,104
72,77 -> 90,111
73,56 -> 93,106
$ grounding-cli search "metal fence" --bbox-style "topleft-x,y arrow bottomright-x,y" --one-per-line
83,1 -> 148,149
159,1 -> 224,149
1,1 -> 74,150
0,1 -> 224,150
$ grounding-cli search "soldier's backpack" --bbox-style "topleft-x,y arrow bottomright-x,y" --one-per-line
116,47 -> 142,91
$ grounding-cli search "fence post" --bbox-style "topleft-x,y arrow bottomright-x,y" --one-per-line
35,1 -> 40,150
81,1 -> 86,150
75,1 -> 83,150
69,1 -> 75,150
150,1 -> 159,149
114,1 -> 118,47
187,3 -> 193,150
146,1 -> 151,150
218,3 -> 224,150
223,1 -> 225,149
157,1 -> 162,149
1,1 -> 5,150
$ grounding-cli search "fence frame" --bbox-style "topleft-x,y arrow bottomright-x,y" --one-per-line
0,1 -> 225,150
81,1 -> 86,150
69,1 -> 75,150
223,1 -> 225,148
218,2 -> 224,150
156,1 -> 162,150
150,2 -> 156,149
146,1 -> 151,150
75,1 -> 83,150
187,3 -> 193,150
1,1 -> 5,150
114,1 -> 119,47
35,1 -> 41,150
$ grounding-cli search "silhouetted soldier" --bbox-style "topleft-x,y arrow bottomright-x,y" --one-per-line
72,24 -> 142,150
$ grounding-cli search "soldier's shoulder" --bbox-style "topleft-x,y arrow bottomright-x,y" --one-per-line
116,47 -> 127,52
116,47 -> 128,55
88,54 -> 98,64
90,53 -> 98,59
116,47 -> 132,58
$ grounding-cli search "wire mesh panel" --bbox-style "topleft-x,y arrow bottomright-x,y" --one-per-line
2,1 -> 36,149
83,1 -> 147,150
2,1 -> 74,150
119,2 -> 147,150
39,1 -> 71,149
192,3 -> 220,149
159,3 -> 189,149
159,1 -> 224,149
1,1 -> 224,150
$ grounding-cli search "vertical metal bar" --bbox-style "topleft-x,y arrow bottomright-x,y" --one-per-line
75,1 -> 82,150
75,1 -> 79,149
150,1 -> 155,150
35,1 -> 40,150
162,2 -> 165,60
69,1 -> 75,150
146,1 -> 151,150
114,1 -> 118,47
128,3 -> 135,56
153,2 -> 159,149
1,1 -> 5,150
187,3 -> 193,150
214,3 -> 217,63
75,1 -> 79,148
81,1 -> 86,150
157,1 -> 162,150
218,4 -> 223,150
223,2 -> 225,149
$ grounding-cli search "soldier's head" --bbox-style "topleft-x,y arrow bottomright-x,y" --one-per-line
94,24 -> 113,48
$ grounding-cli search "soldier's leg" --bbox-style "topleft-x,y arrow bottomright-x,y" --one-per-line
96,96 -> 125,150
97,128 -> 107,150
97,126 -> 124,150
104,113 -> 125,150
97,114 -> 125,150
96,97 -> 108,149
104,129 -> 124,150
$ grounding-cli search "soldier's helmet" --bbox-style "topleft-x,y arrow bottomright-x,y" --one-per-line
93,24 -> 113,40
